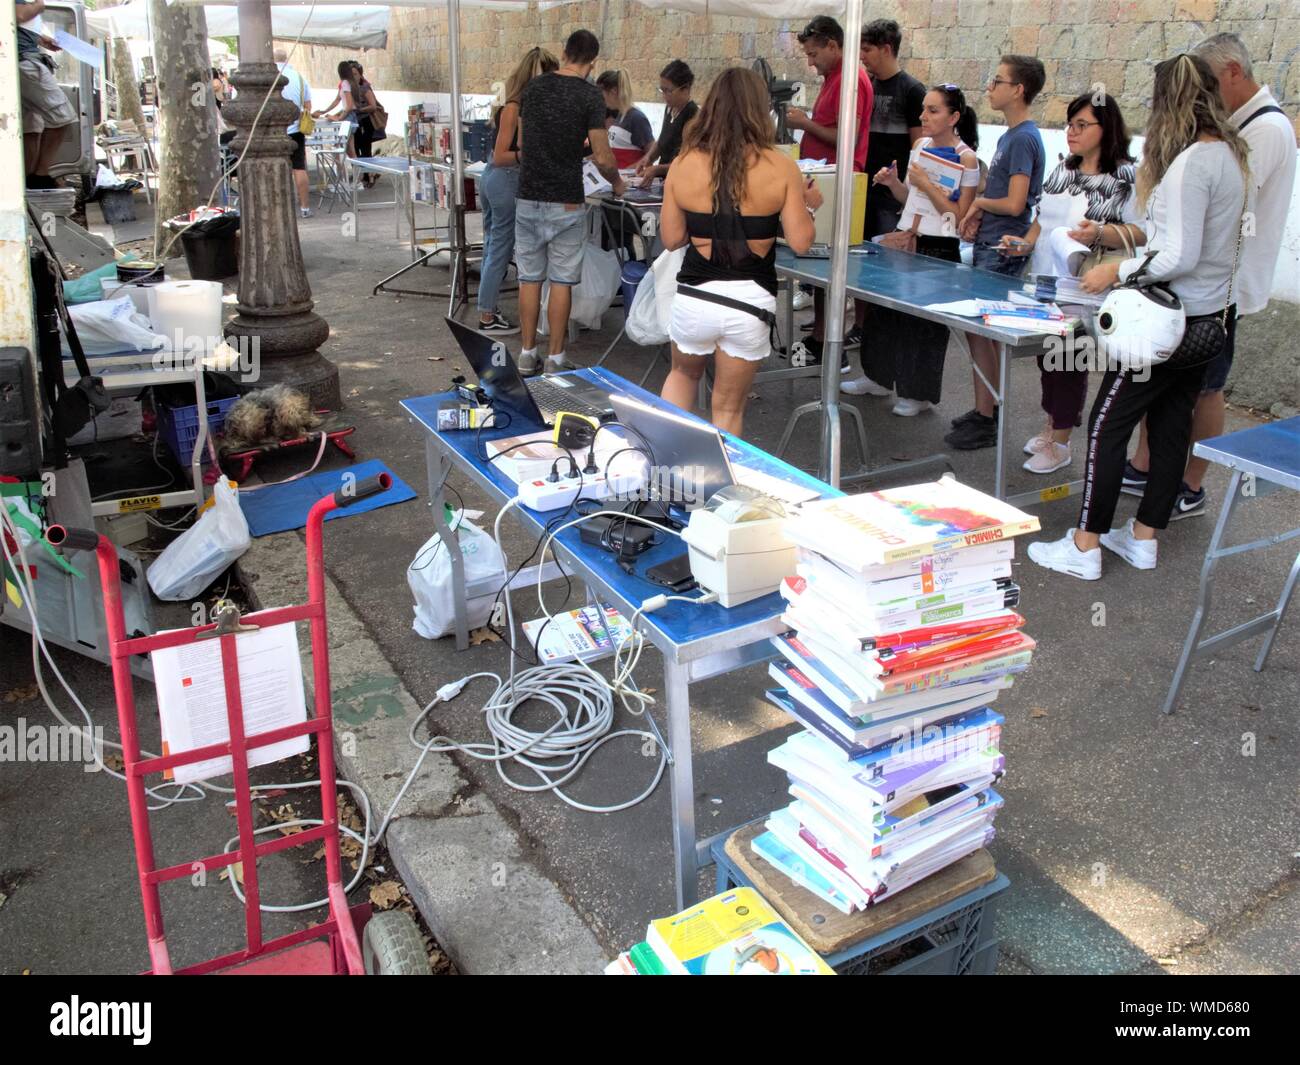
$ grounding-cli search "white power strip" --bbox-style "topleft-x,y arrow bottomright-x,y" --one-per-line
516,469 -> 644,512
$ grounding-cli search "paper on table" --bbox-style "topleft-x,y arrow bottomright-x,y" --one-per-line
52,29 -> 103,70
730,461 -> 823,505
582,159 -> 612,196
151,622 -> 309,785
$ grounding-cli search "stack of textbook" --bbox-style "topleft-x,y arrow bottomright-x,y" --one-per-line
754,478 -> 1040,913
606,887 -> 834,975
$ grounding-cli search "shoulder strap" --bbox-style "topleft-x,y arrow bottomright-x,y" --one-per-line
1240,104 -> 1284,129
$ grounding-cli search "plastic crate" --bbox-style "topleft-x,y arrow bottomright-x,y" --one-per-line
712,838 -> 1009,975
157,395 -> 238,466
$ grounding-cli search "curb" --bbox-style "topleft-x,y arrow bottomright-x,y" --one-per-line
236,531 -> 608,975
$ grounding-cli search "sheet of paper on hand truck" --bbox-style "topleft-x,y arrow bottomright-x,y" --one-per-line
151,622 -> 309,785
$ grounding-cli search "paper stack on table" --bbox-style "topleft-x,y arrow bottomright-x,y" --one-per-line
750,477 -> 1040,913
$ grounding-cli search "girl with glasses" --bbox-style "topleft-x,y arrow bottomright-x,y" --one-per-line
633,60 -> 697,186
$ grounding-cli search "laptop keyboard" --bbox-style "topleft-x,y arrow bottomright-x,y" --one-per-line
527,379 -> 609,423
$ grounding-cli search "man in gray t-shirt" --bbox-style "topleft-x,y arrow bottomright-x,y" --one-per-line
513,29 -> 623,376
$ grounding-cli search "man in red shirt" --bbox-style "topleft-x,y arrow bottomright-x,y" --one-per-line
785,15 -> 873,366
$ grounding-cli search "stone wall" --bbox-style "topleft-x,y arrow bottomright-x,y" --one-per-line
296,0 -> 1300,134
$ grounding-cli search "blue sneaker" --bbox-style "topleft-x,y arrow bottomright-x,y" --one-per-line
1169,483 -> 1207,521
1120,460 -> 1148,497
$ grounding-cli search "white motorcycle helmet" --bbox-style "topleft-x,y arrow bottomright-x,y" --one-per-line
1094,280 -> 1185,372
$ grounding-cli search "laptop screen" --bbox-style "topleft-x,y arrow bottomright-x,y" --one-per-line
445,318 -> 543,424
609,394 -> 735,509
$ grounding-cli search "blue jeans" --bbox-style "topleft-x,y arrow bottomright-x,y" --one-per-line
514,199 -> 588,285
477,162 -> 518,314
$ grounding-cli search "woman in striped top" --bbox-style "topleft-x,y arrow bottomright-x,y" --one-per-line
1000,93 -> 1145,475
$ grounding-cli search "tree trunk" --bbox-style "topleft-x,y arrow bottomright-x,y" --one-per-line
148,0 -> 222,252
110,37 -> 148,132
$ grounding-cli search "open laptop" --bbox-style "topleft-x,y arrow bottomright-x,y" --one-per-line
446,317 -> 616,427
608,394 -> 735,510
610,393 -> 825,510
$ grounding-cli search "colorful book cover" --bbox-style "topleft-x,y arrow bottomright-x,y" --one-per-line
750,831 -> 856,916
786,479 -> 1040,567
645,886 -> 834,975
795,539 -> 1016,586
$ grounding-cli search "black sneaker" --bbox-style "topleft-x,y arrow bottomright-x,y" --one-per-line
1120,460 -> 1148,497
844,325 -> 863,349
1169,483 -> 1207,520
788,337 -> 822,366
944,413 -> 999,450
477,312 -> 519,335
950,407 -> 986,428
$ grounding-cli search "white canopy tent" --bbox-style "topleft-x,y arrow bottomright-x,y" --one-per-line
88,1 -> 394,49
168,0 -> 862,484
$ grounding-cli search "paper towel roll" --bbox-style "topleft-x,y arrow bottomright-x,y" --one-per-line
148,280 -> 223,354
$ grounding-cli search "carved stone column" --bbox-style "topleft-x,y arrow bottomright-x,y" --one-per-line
223,5 -> 339,408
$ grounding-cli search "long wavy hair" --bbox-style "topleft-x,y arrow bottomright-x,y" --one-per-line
679,66 -> 774,211
1137,53 -> 1249,207
503,46 -> 558,108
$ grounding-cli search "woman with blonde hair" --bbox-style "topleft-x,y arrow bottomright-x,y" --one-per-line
1029,52 -> 1250,581
476,46 -> 559,335
658,66 -> 822,435
597,69 -> 653,151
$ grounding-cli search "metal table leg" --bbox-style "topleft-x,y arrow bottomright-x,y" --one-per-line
1255,550 -> 1300,671
1163,471 -> 1242,714
664,657 -> 697,911
995,342 -> 1010,500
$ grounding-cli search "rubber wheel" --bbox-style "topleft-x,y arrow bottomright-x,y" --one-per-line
362,910 -> 432,975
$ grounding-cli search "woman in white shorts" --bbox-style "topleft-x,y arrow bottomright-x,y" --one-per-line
658,67 -> 821,436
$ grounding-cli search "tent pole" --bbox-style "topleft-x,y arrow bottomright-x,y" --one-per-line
446,0 -> 469,313
819,0 -> 863,488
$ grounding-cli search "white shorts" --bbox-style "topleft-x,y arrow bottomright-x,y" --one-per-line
670,279 -> 776,363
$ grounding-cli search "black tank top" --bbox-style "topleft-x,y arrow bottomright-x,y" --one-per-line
677,182 -> 781,296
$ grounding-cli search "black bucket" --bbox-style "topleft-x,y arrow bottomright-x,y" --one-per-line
100,187 -> 137,224
180,225 -> 239,280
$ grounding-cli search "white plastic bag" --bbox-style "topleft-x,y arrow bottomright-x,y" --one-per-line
65,296 -> 167,356
147,477 -> 251,601
626,246 -> 684,346
538,243 -> 622,334
407,516 -> 506,639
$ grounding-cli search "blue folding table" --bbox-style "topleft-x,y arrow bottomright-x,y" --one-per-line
401,368 -> 838,909
776,245 -> 1066,506
1163,416 -> 1300,714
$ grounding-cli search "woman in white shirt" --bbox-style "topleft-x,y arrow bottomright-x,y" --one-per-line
313,61 -> 361,158
846,85 -> 980,416
1000,93 -> 1144,474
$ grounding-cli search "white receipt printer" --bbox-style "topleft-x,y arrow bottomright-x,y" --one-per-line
680,486 -> 796,607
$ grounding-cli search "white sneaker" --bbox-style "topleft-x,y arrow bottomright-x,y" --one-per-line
1023,442 -> 1071,474
1023,432 -> 1052,455
545,354 -> 577,373
791,289 -> 812,311
300,207 -> 314,218
891,398 -> 933,417
1100,517 -> 1158,570
1027,529 -> 1102,580
840,374 -> 892,397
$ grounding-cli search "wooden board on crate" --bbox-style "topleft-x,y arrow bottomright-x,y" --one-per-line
723,820 -> 997,956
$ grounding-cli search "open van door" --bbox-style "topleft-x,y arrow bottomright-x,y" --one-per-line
34,1 -> 97,186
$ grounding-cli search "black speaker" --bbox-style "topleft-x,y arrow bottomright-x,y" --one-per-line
0,347 -> 40,478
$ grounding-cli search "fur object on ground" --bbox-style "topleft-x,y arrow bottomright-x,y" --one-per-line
223,385 -> 320,448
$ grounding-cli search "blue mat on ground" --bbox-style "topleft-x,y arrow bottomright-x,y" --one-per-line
239,459 -> 416,537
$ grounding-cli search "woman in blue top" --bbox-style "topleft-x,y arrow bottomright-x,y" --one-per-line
597,70 -> 653,152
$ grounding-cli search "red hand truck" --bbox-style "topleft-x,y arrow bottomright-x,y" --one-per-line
47,473 -> 428,975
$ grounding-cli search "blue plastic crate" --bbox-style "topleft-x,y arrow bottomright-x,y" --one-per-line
158,395 -> 238,466
712,836 -> 1009,975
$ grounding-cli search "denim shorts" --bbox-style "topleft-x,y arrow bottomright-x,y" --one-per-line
972,243 -> 1030,278
1200,305 -> 1239,394
514,200 -> 588,285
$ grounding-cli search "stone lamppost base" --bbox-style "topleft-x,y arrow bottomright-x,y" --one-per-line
222,58 -> 341,409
